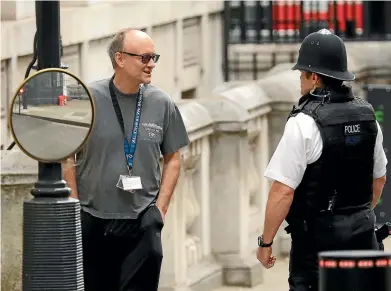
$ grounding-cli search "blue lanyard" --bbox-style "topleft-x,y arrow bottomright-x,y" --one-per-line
123,90 -> 143,172
109,75 -> 143,174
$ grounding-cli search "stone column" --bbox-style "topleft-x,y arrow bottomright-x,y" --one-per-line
79,40 -> 90,83
174,18 -> 184,101
146,26 -> 153,38
160,166 -> 189,291
202,98 -> 264,287
259,115 -> 269,221
159,101 -> 215,291
191,136 -> 211,258
200,10 -> 210,98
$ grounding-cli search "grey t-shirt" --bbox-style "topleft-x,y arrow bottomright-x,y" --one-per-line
76,78 -> 190,219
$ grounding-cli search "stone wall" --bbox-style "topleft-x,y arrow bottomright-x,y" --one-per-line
1,151 -> 37,291
1,42 -> 391,290
228,41 -> 391,82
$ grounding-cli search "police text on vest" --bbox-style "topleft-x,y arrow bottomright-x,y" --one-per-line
344,124 -> 360,134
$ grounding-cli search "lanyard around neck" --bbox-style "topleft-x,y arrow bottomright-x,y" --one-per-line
109,75 -> 144,174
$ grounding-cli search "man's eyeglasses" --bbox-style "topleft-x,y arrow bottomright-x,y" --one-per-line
120,52 -> 160,64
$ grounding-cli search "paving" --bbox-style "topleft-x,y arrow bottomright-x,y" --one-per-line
12,114 -> 89,161
213,238 -> 391,291
13,98 -> 93,126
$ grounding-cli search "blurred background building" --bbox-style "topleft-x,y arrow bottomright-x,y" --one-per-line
1,1 -> 391,291
2,1 -> 391,148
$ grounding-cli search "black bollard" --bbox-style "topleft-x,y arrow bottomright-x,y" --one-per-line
319,250 -> 391,291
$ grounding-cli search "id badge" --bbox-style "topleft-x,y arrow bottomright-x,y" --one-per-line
116,175 -> 142,192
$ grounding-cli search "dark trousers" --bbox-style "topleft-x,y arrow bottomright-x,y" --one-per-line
81,205 -> 164,291
288,209 -> 379,291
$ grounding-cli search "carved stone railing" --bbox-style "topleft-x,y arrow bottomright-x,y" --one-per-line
202,80 -> 271,288
159,100 -> 220,291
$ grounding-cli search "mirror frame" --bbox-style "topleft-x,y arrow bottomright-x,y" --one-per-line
8,68 -> 96,163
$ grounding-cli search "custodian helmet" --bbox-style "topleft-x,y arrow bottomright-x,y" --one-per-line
292,29 -> 355,81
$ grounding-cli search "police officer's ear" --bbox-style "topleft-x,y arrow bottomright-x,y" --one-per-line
312,73 -> 322,87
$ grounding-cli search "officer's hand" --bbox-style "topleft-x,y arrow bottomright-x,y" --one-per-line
257,246 -> 276,269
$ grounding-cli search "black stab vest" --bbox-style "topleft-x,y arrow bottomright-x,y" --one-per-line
286,86 -> 378,223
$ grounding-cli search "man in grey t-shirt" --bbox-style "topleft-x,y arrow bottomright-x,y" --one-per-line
63,29 -> 190,291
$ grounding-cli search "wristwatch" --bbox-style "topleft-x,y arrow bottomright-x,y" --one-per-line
258,235 -> 273,248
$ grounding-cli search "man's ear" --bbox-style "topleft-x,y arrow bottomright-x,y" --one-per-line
115,52 -> 124,68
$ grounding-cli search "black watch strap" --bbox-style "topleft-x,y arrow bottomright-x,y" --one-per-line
258,235 -> 273,247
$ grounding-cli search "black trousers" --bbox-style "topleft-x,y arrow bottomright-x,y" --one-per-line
288,209 -> 379,291
81,205 -> 164,291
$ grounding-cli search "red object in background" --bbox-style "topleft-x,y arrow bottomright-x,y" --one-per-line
272,2 -> 278,32
318,1 -> 329,26
346,0 -> 354,21
286,0 -> 295,37
270,0 -> 363,37
354,0 -> 363,35
336,1 -> 346,34
303,1 -> 311,29
277,1 -> 286,36
328,1 -> 335,32
272,1 -> 287,37
294,0 -> 301,34
58,95 -> 66,106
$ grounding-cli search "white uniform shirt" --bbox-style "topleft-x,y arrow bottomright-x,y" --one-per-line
264,113 -> 388,190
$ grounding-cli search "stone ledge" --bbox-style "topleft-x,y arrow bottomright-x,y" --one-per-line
216,254 -> 263,287
188,259 -> 223,291
196,98 -> 250,133
258,69 -> 301,104
177,100 -> 214,142
196,80 -> 273,133
1,174 -> 37,186
1,149 -> 38,179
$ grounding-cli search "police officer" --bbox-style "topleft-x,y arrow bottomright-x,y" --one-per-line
256,29 -> 388,290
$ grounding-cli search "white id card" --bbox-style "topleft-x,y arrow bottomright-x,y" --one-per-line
116,175 -> 143,192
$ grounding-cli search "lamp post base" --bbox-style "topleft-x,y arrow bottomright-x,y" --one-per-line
23,197 -> 84,291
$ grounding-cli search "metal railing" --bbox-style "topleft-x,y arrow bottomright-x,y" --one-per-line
224,0 -> 391,44
222,1 -> 391,81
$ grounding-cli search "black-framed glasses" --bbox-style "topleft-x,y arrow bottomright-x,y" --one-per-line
120,51 -> 160,64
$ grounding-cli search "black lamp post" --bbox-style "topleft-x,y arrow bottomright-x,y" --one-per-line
22,1 -> 84,290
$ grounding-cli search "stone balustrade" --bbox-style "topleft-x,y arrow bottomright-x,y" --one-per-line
2,43 -> 391,290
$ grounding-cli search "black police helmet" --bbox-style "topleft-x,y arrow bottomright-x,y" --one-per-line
292,29 -> 355,81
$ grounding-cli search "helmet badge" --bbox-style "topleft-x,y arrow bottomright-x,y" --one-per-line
318,29 -> 332,35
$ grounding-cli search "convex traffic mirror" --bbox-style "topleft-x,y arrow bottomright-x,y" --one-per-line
8,68 -> 95,162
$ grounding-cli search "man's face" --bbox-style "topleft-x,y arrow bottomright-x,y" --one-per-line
300,70 -> 318,95
116,34 -> 157,85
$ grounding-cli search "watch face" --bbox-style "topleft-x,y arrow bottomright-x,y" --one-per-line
258,236 -> 263,246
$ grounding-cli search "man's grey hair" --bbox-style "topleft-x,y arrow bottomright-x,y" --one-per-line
107,29 -> 131,69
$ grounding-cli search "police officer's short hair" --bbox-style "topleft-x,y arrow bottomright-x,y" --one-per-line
321,75 -> 344,90
305,71 -> 344,90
